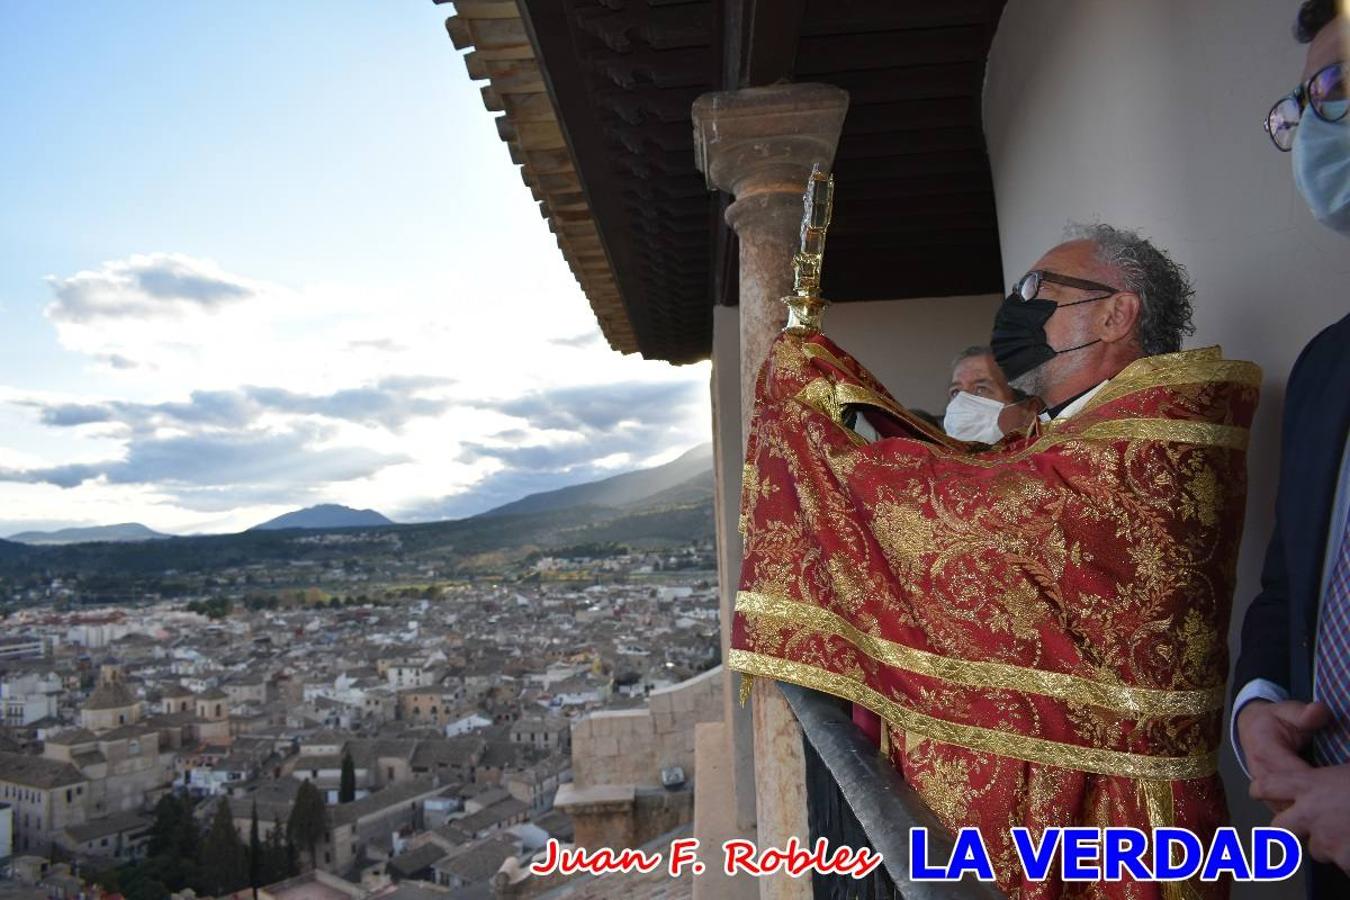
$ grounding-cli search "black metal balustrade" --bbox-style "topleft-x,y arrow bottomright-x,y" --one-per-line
780,683 -> 1007,900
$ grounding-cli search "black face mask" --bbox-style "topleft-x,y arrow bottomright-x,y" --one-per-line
990,293 -> 1104,382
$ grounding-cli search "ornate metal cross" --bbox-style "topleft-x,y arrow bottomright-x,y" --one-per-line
783,163 -> 834,335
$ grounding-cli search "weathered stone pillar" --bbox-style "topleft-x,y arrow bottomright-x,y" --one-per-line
693,82 -> 848,900
694,83 -> 849,436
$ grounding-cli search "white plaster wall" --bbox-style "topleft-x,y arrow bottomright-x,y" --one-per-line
826,293 -> 1006,414
984,3 -> 1349,894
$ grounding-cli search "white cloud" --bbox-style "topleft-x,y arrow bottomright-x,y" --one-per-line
45,253 -> 256,324
5,252 -> 711,532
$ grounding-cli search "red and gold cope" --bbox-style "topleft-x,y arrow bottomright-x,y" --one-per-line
730,332 -> 1261,900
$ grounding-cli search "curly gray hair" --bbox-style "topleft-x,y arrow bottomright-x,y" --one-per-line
1295,0 -> 1338,43
1065,222 -> 1196,356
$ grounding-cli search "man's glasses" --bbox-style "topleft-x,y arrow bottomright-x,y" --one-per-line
1264,61 -> 1348,151
1009,270 -> 1120,303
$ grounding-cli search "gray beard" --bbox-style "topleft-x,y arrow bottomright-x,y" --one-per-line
1011,365 -> 1048,400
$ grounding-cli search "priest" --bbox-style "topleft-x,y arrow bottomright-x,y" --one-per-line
731,215 -> 1259,899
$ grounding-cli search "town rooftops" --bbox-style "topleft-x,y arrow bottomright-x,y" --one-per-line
0,750 -> 86,789
44,728 -> 97,746
387,841 -> 447,879
82,680 -> 137,711
376,883 -> 454,900
509,717 -> 567,735
438,798 -> 530,843
99,723 -> 158,741
259,870 -> 367,900
431,834 -> 517,886
331,775 -> 447,826
72,749 -> 107,768
62,811 -> 152,845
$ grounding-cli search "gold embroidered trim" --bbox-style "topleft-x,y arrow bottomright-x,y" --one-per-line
729,649 -> 1218,780
794,380 -> 869,446
795,379 -> 846,426
832,383 -> 959,445
1079,347 -> 1261,415
1079,419 -> 1249,450
833,382 -> 903,418
800,341 -> 854,373
814,387 -> 1251,469
1138,777 -> 1175,832
1137,780 -> 1203,900
794,346 -> 1258,467
737,591 -> 1224,717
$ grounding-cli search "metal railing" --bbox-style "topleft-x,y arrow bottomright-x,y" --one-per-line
780,683 -> 1006,900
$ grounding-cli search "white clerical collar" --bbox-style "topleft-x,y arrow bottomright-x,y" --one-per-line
1038,380 -> 1109,423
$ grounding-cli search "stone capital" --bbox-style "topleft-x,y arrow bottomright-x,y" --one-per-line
692,83 -> 849,207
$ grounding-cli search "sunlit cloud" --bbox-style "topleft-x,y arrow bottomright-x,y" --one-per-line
3,251 -> 711,533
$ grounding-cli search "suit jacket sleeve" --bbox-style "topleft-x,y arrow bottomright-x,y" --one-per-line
1236,337 -> 1317,696
1231,335 -> 1320,697
1233,509 -> 1292,693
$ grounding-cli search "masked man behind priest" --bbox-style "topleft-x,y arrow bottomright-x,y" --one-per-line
731,222 -> 1259,899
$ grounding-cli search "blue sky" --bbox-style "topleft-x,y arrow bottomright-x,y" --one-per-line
0,2 -> 709,535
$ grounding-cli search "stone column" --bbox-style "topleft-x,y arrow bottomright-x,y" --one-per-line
692,82 -> 849,900
694,83 -> 848,438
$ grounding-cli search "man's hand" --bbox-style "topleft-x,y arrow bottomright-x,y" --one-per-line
1252,764 -> 1350,872
1239,699 -> 1329,811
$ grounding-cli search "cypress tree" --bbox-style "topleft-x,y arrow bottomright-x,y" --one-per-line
263,819 -> 295,884
338,751 -> 356,804
287,780 -> 327,871
148,793 -> 185,858
248,802 -> 263,896
200,798 -> 246,896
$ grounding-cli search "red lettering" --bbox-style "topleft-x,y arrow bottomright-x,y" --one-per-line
785,837 -> 827,877
723,839 -> 762,875
717,839 -> 884,880
616,848 -> 663,874
848,848 -> 885,879
539,842 -> 662,876
530,838 -> 560,875
668,838 -> 702,876
558,846 -> 583,875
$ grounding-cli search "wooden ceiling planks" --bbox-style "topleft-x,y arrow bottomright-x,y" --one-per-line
441,0 -> 638,354
438,0 -> 1008,363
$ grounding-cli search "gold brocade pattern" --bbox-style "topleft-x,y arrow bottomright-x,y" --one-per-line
735,590 -> 1225,717
1078,420 -> 1250,451
1136,780 -> 1205,900
731,333 -> 1259,900
1079,348 -> 1261,413
730,649 -> 1217,780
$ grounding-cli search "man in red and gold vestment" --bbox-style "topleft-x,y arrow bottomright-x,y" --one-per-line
731,224 -> 1260,899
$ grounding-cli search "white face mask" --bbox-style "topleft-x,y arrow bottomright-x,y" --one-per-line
943,391 -> 1005,444
1292,103 -> 1350,235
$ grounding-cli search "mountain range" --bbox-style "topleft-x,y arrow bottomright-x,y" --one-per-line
6,523 -> 170,545
480,443 -> 712,518
250,505 -> 395,532
0,444 -> 715,573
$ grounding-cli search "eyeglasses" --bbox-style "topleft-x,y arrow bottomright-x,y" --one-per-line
1264,61 -> 1347,151
1009,270 -> 1121,303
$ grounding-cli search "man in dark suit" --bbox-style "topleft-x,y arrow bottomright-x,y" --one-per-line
1231,0 -> 1350,891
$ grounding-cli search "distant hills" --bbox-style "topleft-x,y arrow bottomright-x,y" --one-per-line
480,443 -> 713,518
251,504 -> 395,532
0,444 -> 716,582
7,523 -> 170,546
